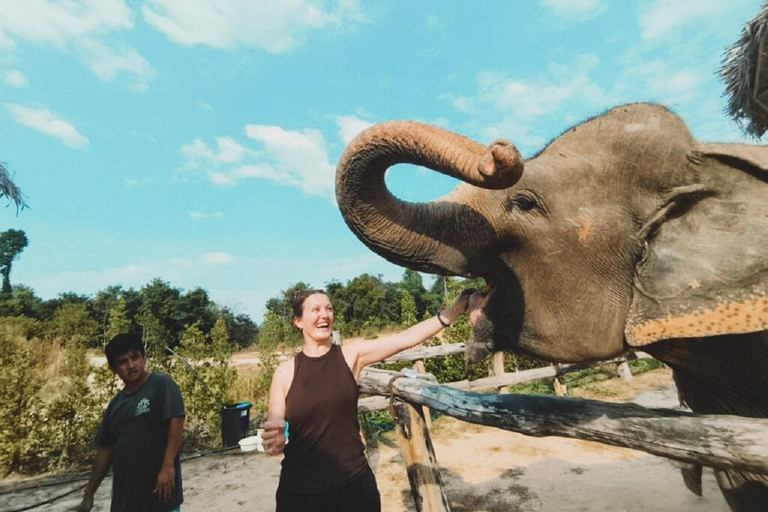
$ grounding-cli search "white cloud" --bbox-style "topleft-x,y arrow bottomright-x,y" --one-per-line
450,55 -> 609,153
0,0 -> 132,45
79,40 -> 154,92
3,69 -> 29,88
616,61 -> 703,105
638,0 -> 736,41
200,252 -> 235,264
334,114 -> 373,145
540,0 -> 608,21
244,124 -> 335,195
141,0 -> 363,53
197,100 -> 214,111
4,103 -> 89,149
189,211 -> 224,220
0,0 -> 154,91
182,116 -> 378,198
181,137 -> 256,166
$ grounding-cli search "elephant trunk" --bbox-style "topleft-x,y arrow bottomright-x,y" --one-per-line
336,121 -> 523,275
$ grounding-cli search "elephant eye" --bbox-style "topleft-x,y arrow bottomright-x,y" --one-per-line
509,193 -> 538,212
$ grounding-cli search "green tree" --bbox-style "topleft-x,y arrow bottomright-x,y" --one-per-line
344,274 -> 388,332
47,303 -> 100,347
216,308 -> 258,348
400,269 -> 430,318
140,279 -> 182,344
0,284 -> 44,318
171,322 -> 237,447
400,290 -> 418,327
258,310 -> 297,350
0,229 -> 28,294
263,282 -> 311,346
105,300 -> 131,340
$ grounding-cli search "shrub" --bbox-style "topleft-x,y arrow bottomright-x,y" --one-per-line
168,321 -> 237,450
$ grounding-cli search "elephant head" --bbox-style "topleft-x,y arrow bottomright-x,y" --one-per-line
336,103 -> 768,364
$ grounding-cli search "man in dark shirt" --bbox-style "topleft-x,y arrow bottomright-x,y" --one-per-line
77,333 -> 185,512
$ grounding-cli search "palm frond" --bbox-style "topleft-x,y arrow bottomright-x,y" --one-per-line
720,1 -> 768,138
0,162 -> 27,213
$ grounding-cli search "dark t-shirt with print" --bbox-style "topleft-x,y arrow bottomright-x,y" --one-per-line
96,372 -> 185,512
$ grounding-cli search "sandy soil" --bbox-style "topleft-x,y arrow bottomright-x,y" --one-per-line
1,368 -> 731,512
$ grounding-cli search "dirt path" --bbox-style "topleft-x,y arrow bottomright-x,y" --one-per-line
1,368 -> 731,511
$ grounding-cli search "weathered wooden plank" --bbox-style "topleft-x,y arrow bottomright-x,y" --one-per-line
381,343 -> 465,363
359,353 -> 654,412
492,352 -> 508,394
616,361 -> 633,383
392,401 -> 451,512
359,368 -> 768,474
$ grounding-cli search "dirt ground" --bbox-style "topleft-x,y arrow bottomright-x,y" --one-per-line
1,368 -> 731,512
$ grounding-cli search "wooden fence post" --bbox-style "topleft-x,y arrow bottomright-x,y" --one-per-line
617,360 -> 633,383
392,399 -> 451,512
413,359 -> 432,429
493,352 -> 508,394
553,364 -> 568,396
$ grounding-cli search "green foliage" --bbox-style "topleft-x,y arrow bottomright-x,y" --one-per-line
105,300 -> 131,340
400,290 -> 417,328
0,315 -> 42,339
342,274 -> 388,333
0,331 -> 104,474
0,285 -> 44,318
169,321 -> 237,449
47,303 -> 100,347
0,333 -> 44,474
234,351 -> 278,420
0,229 -> 28,294
629,356 -> 664,373
258,310 -> 302,350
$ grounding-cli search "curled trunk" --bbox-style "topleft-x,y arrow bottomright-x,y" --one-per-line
336,121 -> 523,275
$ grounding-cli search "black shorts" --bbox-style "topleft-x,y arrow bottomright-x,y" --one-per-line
276,466 -> 381,512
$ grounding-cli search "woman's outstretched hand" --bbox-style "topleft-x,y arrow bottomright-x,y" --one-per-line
440,288 -> 477,324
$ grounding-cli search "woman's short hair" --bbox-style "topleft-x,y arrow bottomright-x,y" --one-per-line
292,289 -> 328,318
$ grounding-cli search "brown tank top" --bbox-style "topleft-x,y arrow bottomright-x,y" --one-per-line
280,344 -> 369,493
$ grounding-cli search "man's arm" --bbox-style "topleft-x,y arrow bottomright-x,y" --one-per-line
155,416 -> 184,503
76,446 -> 112,512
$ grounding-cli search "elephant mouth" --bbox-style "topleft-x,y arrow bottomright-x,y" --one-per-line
466,284 -> 499,364
465,268 -> 526,364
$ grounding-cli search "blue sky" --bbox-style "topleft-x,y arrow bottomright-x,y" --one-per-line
0,0 -> 761,322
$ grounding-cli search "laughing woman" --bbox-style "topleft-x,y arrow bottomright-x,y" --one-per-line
262,288 -> 474,512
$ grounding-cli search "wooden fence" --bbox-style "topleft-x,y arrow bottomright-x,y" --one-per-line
356,344 -> 768,512
357,343 -> 649,413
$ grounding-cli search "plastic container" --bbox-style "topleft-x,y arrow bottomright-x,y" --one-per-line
238,433 -> 264,453
221,402 -> 251,448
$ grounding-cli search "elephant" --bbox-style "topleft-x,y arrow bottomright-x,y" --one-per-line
335,103 -> 768,511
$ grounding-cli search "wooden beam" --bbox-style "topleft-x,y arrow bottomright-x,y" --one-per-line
392,400 -> 451,512
359,353 -> 654,413
359,368 -> 768,475
382,343 -> 465,363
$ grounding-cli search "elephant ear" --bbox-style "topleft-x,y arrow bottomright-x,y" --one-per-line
626,142 -> 768,346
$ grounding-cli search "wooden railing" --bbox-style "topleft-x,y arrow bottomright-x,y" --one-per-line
358,344 -> 651,413
355,345 -> 768,512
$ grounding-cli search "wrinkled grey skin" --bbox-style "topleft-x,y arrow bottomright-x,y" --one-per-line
336,104 -> 768,511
